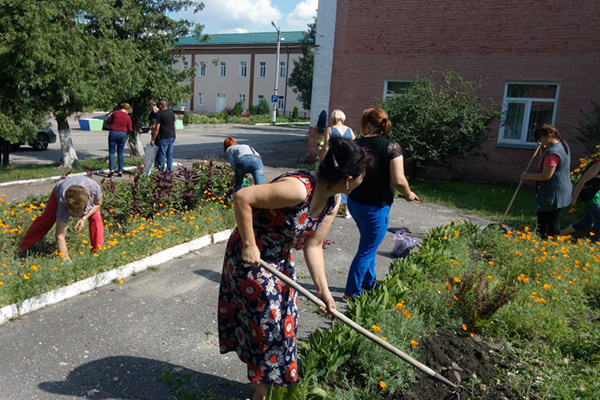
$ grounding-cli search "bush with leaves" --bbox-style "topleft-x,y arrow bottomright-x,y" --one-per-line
231,101 -> 243,117
257,97 -> 271,115
381,70 -> 501,177
101,163 -> 233,228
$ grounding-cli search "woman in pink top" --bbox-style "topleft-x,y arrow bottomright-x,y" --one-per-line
106,102 -> 133,177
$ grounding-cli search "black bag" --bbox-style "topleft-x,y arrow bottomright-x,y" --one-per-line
578,163 -> 600,202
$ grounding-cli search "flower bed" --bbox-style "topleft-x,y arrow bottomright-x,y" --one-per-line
280,220 -> 600,399
0,163 -> 235,307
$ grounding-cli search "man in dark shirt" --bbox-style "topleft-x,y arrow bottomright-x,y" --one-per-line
147,99 -> 159,136
150,100 -> 177,172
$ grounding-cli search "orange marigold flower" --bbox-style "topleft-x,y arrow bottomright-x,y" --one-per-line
453,277 -> 461,283
380,381 -> 386,388
403,312 -> 412,318
461,323 -> 467,331
410,340 -> 419,347
396,303 -> 405,310
543,284 -> 551,290
372,325 -> 381,333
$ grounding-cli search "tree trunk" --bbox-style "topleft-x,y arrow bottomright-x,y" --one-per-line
0,138 -> 9,167
57,116 -> 80,168
128,129 -> 145,158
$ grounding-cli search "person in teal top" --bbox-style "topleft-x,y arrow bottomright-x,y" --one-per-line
320,110 -> 355,218
561,155 -> 600,237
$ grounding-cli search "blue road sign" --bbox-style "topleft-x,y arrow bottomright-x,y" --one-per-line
271,95 -> 278,103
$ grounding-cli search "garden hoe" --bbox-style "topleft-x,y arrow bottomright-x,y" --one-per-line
259,259 -> 465,399
501,143 -> 542,224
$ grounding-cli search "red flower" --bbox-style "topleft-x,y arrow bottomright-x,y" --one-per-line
283,315 -> 295,338
265,209 -> 286,226
247,363 -> 264,382
240,279 -> 263,300
285,361 -> 298,382
250,321 -> 266,343
219,338 -> 234,353
217,301 -> 235,318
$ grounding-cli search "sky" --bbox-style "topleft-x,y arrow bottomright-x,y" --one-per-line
172,0 -> 317,34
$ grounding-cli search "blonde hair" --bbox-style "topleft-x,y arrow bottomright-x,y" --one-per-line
120,102 -> 132,114
330,109 -> 346,124
65,185 -> 89,216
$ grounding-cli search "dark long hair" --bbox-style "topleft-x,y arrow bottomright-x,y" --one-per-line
318,137 -> 370,183
534,124 -> 569,154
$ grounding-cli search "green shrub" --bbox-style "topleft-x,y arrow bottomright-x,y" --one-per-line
232,101 -> 243,117
382,70 -> 501,177
292,106 -> 299,120
257,97 -> 270,115
248,104 -> 257,115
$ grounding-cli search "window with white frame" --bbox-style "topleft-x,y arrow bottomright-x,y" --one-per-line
239,94 -> 246,108
197,93 -> 203,106
279,61 -> 286,78
259,62 -> 266,78
219,62 -> 226,77
240,61 -> 247,77
383,80 -> 412,99
278,96 -> 284,109
258,95 -> 264,104
198,62 -> 206,76
498,83 -> 559,147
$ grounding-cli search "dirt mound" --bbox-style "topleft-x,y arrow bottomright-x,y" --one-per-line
390,333 -> 520,400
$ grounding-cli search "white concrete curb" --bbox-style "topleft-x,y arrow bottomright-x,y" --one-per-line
0,229 -> 233,326
0,162 -> 186,188
0,166 -> 137,188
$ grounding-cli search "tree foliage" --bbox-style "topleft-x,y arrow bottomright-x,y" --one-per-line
256,97 -> 270,115
287,18 -> 315,110
381,70 -> 501,177
0,0 -> 204,167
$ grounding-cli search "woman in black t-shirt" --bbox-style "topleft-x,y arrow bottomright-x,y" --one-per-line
344,108 -> 419,300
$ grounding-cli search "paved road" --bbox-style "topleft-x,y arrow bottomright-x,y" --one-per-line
8,122 -> 309,169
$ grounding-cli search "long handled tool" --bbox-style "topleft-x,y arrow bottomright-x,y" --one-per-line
501,143 -> 541,223
259,259 -> 464,397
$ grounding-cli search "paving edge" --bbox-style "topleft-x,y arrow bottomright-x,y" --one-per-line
0,162 -> 185,188
0,228 -> 233,326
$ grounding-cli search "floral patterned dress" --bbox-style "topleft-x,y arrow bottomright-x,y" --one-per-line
217,171 -> 337,385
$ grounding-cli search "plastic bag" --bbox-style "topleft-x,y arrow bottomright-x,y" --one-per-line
391,229 -> 418,258
142,144 -> 158,176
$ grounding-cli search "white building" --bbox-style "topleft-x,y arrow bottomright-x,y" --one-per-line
176,31 -> 307,116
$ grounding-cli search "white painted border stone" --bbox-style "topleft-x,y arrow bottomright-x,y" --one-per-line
0,232 -> 219,326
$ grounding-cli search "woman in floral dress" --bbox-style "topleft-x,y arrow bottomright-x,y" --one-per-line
218,137 -> 369,400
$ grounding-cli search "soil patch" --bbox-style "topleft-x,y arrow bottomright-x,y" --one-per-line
389,333 -> 520,400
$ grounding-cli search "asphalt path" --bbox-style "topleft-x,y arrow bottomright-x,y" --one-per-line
0,124 -> 493,399
8,122 -> 309,169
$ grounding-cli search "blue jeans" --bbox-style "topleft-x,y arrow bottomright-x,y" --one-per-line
345,198 -> 390,297
108,130 -> 127,172
156,137 -> 175,172
234,155 -> 265,192
572,203 -> 600,236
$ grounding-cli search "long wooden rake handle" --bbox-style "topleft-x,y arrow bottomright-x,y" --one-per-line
501,143 -> 542,223
259,259 -> 462,392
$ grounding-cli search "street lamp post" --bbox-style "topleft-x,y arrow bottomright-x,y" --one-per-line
271,21 -> 281,124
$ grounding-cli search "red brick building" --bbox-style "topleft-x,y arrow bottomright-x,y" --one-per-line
312,0 -> 600,182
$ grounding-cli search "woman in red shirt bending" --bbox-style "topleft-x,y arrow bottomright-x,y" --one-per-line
106,103 -> 133,177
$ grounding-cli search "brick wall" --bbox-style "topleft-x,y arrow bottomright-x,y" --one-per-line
325,0 -> 600,182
